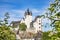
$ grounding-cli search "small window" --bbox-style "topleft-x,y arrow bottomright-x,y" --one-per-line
39,23 -> 41,25
39,20 -> 40,22
39,27 -> 40,28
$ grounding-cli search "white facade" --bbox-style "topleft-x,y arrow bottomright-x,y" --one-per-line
11,9 -> 42,40
20,9 -> 42,33
25,15 -> 32,29
33,18 -> 42,33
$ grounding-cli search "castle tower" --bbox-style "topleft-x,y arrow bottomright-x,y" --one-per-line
33,16 -> 42,33
24,9 -> 32,29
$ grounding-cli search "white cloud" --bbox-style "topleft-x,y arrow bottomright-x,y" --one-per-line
0,8 -> 48,25
31,9 -> 40,13
11,10 -> 25,14
30,8 -> 47,16
8,10 -> 25,22
9,8 -> 47,18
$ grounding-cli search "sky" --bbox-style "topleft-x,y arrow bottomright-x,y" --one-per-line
0,0 -> 53,31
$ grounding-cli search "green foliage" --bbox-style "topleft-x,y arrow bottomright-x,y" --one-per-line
0,19 -> 3,25
19,23 -> 27,31
4,12 -> 10,24
0,26 -> 16,40
0,12 -> 16,40
42,0 -> 60,40
42,31 -> 51,40
0,12 -> 10,26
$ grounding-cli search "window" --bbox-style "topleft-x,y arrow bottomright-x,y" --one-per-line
39,23 -> 41,25
39,20 -> 40,22
39,27 -> 40,28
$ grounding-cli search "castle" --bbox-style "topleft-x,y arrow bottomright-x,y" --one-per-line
10,9 -> 42,40
11,9 -> 42,33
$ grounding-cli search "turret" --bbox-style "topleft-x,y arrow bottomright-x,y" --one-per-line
24,9 -> 32,29
24,8 -> 32,18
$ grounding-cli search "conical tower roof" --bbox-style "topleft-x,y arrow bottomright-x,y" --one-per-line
25,8 -> 32,16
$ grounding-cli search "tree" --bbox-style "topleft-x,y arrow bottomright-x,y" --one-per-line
0,12 -> 10,26
0,19 -> 3,26
0,12 -> 16,40
0,26 -> 16,40
4,12 -> 10,25
42,0 -> 60,40
19,23 -> 27,31
42,31 -> 51,40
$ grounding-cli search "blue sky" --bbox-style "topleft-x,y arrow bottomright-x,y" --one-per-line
0,0 -> 50,9
0,0 -> 53,31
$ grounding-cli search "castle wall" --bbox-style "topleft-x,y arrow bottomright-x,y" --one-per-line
33,18 -> 42,33
25,15 -> 32,29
